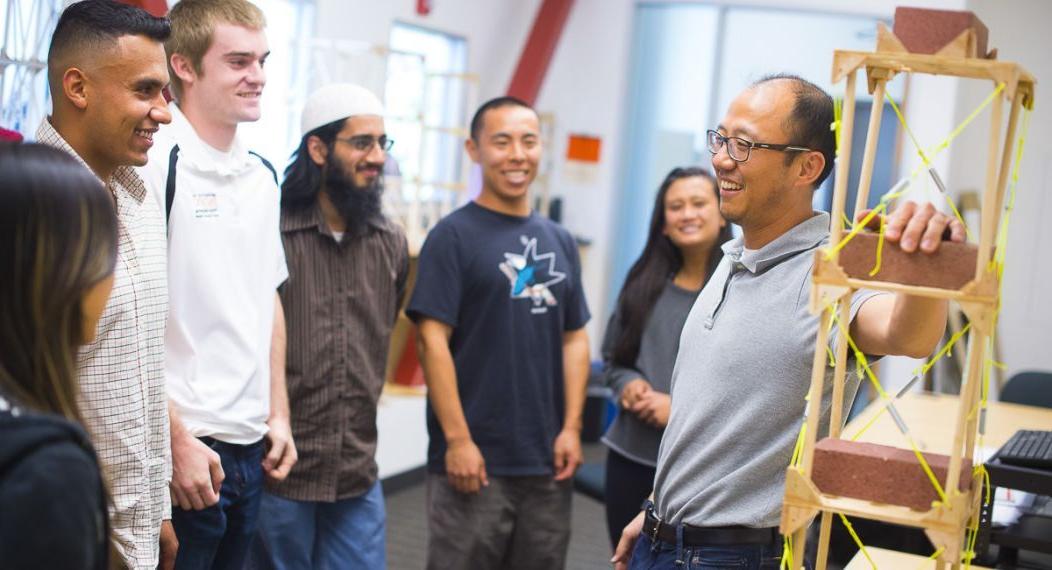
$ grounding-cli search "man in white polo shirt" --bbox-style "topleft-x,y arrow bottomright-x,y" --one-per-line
137,1 -> 296,567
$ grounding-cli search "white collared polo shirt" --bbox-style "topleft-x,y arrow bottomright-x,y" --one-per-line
138,104 -> 288,445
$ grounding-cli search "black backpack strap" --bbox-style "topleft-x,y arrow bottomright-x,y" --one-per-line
166,147 -> 274,230
248,150 -> 278,186
165,144 -> 180,227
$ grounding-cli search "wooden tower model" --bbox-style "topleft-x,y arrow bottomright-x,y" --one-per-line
779,8 -> 1036,570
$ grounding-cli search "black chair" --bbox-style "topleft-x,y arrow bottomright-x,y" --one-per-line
1000,371 -> 1052,409
573,462 -> 606,502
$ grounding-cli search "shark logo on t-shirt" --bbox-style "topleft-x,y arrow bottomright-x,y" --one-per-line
498,236 -> 566,314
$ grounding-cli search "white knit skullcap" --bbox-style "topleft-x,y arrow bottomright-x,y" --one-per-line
301,83 -> 384,136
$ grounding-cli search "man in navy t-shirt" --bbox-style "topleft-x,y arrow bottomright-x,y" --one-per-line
407,96 -> 591,570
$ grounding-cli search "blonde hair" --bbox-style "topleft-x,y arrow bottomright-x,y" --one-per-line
165,0 -> 266,100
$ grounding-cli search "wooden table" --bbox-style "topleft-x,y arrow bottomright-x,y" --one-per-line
844,390 -> 1052,452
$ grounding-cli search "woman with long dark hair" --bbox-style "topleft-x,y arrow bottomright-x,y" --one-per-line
601,166 -> 732,547
0,143 -> 120,569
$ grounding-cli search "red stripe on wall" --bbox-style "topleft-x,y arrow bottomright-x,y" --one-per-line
116,0 -> 168,17
506,0 -> 575,105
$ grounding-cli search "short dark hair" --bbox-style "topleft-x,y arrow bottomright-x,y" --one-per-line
281,117 -> 346,211
469,96 -> 536,142
48,0 -> 171,88
753,73 -> 836,188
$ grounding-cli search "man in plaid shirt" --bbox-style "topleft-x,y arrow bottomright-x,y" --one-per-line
38,1 -> 176,568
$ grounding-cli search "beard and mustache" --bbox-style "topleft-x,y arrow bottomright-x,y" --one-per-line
322,156 -> 384,239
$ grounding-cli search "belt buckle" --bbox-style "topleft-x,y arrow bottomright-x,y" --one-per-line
647,505 -> 660,543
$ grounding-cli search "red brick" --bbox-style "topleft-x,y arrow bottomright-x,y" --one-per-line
812,438 -> 972,511
838,232 -> 978,291
893,7 -> 989,57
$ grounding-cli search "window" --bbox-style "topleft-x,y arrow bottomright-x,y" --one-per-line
0,0 -> 61,137
237,0 -> 315,168
613,4 -> 901,306
0,0 -> 313,162
384,22 -> 470,243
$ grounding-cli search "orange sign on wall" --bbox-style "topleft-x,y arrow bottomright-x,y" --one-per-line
566,134 -> 601,163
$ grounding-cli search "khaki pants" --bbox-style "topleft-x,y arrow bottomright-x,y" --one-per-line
426,474 -> 572,570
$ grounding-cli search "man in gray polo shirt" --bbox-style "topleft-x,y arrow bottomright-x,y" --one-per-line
612,74 -> 964,569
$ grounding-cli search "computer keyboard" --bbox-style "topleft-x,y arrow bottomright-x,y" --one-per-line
997,430 -> 1052,470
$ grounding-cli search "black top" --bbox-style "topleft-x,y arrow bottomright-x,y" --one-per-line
407,202 -> 591,476
0,391 -> 109,570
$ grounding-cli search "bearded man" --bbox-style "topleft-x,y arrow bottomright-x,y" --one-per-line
253,83 -> 408,569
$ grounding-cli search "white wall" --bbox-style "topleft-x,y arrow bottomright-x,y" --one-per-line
949,0 -> 1052,380
310,0 -> 541,101
310,0 -> 1050,477
536,0 -> 968,358
310,0 -> 544,478
535,0 -> 635,349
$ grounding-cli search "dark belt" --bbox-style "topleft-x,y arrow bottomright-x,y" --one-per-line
643,508 -> 779,547
198,436 -> 263,455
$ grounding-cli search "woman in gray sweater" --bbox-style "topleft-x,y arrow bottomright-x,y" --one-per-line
601,167 -> 732,548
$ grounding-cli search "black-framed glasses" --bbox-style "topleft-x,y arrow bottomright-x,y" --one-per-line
335,135 -> 394,152
706,129 -> 811,163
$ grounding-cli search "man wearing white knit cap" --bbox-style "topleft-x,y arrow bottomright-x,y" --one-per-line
253,83 -> 408,569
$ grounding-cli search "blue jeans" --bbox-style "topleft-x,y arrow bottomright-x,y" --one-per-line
252,481 -> 386,570
172,438 -> 264,570
629,532 -> 787,570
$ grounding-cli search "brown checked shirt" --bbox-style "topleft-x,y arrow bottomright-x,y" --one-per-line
268,203 -> 408,501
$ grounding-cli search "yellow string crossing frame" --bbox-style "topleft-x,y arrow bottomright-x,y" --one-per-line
779,39 -> 1035,570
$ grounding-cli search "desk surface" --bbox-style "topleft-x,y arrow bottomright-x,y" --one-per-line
844,391 -> 1052,453
845,547 -> 992,569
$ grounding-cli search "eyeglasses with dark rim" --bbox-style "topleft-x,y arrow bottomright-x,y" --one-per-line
334,135 -> 394,152
706,129 -> 811,163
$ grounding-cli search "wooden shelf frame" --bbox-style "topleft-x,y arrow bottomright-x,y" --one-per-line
779,37 -> 1035,570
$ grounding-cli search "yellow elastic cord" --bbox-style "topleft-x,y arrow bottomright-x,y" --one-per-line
832,312 -> 948,503
849,406 -> 886,443
833,95 -> 843,157
838,514 -> 876,569
849,320 -> 969,442
924,83 -> 1005,162
978,463 -> 992,506
885,92 -> 932,167
964,507 -> 980,568
991,108 -> 1032,275
825,302 -> 839,367
832,311 -> 887,400
824,204 -> 887,259
943,192 -> 974,242
905,436 -> 949,504
921,547 -> 946,570
914,323 -> 972,378
885,85 -> 1005,238
869,213 -> 887,276
790,423 -> 807,468
781,534 -> 794,570
892,82 -> 1006,180
824,186 -> 907,259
